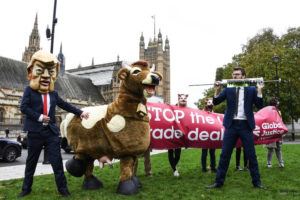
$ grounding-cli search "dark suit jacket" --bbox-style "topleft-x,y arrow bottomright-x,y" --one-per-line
213,86 -> 263,130
20,86 -> 83,135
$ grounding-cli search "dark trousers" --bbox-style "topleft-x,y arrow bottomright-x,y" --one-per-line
168,148 -> 181,171
215,120 -> 261,186
236,147 -> 248,168
21,128 -> 67,192
201,149 -> 216,170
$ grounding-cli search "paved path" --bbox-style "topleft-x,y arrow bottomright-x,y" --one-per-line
0,150 -> 166,181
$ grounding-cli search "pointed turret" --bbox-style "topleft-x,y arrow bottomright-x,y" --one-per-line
139,32 -> 145,48
57,43 -> 65,76
139,32 -> 145,60
165,36 -> 170,50
158,29 -> 162,45
148,38 -> 153,46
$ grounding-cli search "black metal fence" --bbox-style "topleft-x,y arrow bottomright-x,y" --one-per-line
0,117 -> 23,131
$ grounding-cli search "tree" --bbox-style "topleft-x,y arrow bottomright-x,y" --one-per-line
200,27 -> 300,122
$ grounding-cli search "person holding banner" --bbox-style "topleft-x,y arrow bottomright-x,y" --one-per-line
206,66 -> 264,189
266,97 -> 284,168
168,94 -> 188,177
201,98 -> 216,173
235,147 -> 249,171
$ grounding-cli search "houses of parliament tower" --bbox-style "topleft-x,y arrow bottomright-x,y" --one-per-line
139,30 -> 170,103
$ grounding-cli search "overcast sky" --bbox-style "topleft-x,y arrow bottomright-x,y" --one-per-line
1,0 -> 300,107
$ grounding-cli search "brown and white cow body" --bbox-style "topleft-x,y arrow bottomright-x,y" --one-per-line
62,61 -> 162,195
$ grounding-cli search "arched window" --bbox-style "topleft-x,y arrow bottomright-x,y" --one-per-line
0,107 -> 5,123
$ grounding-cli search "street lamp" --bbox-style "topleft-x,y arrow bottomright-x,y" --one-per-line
43,0 -> 58,165
46,0 -> 58,53
272,55 -> 281,99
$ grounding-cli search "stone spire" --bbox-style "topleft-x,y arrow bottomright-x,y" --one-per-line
22,13 -> 41,63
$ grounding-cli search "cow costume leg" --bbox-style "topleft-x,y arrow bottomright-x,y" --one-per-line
117,156 -> 139,195
82,158 -> 103,190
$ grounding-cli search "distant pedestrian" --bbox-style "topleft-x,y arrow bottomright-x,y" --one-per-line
5,128 -> 9,138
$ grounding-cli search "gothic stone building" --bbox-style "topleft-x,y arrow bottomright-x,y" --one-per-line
0,15 -> 105,132
0,56 -> 105,132
0,16 -> 170,133
68,31 -> 171,104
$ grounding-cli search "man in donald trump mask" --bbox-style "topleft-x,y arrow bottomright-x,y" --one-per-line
19,50 -> 89,198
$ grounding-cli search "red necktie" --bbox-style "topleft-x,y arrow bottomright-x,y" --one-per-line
43,94 -> 48,116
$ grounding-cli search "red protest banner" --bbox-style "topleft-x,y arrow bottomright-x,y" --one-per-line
147,103 -> 288,149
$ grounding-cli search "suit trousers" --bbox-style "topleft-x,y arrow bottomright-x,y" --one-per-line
215,120 -> 261,186
22,127 -> 67,192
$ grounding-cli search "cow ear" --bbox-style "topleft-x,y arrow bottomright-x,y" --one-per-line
118,67 -> 129,80
186,94 -> 189,98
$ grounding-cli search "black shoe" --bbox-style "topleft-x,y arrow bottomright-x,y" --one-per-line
59,189 -> 71,197
18,190 -> 31,198
205,183 -> 222,189
42,160 -> 50,164
254,184 -> 265,189
202,168 -> 208,173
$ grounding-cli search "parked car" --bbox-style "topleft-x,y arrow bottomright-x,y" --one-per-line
0,137 -> 22,162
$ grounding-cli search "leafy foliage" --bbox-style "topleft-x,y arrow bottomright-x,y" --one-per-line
199,27 -> 300,122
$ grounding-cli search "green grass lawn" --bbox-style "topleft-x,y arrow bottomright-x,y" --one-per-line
1,144 -> 299,200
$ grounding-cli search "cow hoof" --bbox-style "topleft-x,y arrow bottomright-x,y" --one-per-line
82,175 -> 103,190
116,179 -> 138,195
65,156 -> 87,177
132,176 -> 142,188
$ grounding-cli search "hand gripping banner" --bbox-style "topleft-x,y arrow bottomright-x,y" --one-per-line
147,103 -> 288,149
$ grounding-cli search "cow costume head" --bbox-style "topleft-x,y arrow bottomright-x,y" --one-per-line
177,94 -> 188,107
118,61 -> 162,99
204,98 -> 214,112
26,50 -> 60,94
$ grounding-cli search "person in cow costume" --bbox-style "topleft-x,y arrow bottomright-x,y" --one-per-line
18,50 -> 89,198
62,60 -> 162,195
